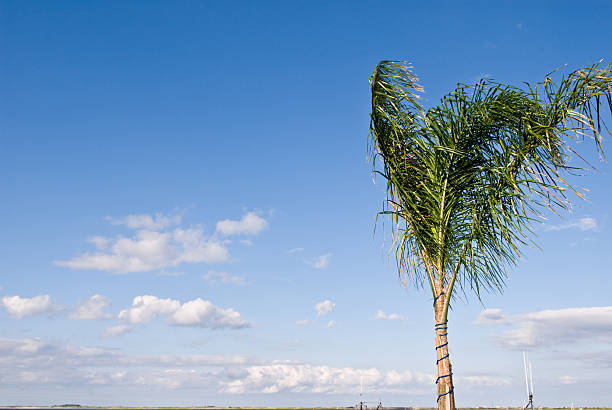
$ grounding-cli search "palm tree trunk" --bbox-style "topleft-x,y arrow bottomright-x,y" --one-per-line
434,296 -> 455,410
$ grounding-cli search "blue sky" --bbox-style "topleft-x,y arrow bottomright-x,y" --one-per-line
1,0 -> 611,406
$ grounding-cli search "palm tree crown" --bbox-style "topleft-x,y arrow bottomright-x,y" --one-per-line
370,60 -> 611,303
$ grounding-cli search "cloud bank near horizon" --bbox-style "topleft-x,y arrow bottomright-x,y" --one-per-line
476,306 -> 612,349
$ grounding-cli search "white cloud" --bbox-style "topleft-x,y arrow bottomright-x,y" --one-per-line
203,271 -> 247,286
0,337 -> 253,391
216,212 -> 268,236
107,213 -> 181,231
89,236 -> 110,250
240,239 -> 253,246
327,320 -> 336,328
0,337 -> 440,396
1,295 -> 59,318
101,324 -> 132,338
118,295 -> 250,329
307,253 -> 332,269
3,337 -> 48,354
170,298 -> 249,329
287,247 -> 304,254
296,319 -> 310,326
54,213 -> 230,273
70,294 -> 112,320
118,295 -> 180,324
477,306 -> 612,349
315,300 -> 335,316
474,308 -> 508,324
0,334 -> 609,400
167,299 -> 217,327
173,228 -> 229,263
544,217 -> 598,232
0,337 -> 252,368
221,364 -> 432,394
373,310 -> 406,321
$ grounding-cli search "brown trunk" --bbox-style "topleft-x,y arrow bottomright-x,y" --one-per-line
434,295 -> 455,410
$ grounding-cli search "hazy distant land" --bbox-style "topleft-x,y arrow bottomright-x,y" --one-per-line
1,407 -> 611,410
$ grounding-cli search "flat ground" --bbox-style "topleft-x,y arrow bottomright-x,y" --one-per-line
2,407 -> 611,410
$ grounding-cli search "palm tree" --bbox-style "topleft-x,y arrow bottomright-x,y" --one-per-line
368,60 -> 612,410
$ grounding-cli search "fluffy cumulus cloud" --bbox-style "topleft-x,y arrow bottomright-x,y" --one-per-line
1,295 -> 59,318
544,217 -> 598,232
314,300 -> 335,316
118,296 -> 180,324
54,212 -> 268,273
373,310 -> 406,321
118,295 -> 250,329
171,299 -> 248,328
221,364 -> 433,394
215,212 -> 268,236
70,295 -> 112,320
476,306 -> 612,349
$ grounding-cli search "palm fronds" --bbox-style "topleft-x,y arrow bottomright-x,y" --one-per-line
369,60 -> 612,305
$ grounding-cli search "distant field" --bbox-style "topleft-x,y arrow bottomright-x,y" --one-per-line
2,407 -> 611,410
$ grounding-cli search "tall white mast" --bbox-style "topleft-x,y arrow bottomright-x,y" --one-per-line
522,351 -> 534,410
523,351 -> 530,397
528,360 -> 534,395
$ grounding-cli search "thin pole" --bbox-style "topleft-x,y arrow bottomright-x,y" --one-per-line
523,351 -> 529,398
528,361 -> 534,395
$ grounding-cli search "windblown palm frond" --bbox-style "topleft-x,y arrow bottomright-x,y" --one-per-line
370,60 -> 612,302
